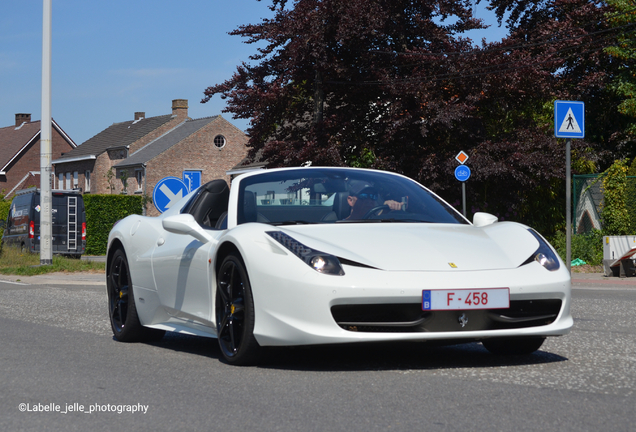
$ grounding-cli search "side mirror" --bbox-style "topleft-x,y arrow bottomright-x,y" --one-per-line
473,212 -> 498,227
162,213 -> 213,244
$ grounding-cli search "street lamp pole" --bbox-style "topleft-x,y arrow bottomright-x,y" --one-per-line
40,0 -> 53,265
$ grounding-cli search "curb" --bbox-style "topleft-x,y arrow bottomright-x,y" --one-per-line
0,271 -> 105,286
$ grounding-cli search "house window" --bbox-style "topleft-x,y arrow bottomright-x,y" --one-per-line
58,173 -> 63,189
85,170 -> 91,192
214,135 -> 226,149
65,172 -> 71,190
135,170 -> 143,191
73,171 -> 78,189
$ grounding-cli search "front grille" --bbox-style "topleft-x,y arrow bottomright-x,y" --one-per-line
331,300 -> 562,333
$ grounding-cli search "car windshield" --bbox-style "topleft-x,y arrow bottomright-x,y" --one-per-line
237,168 -> 468,225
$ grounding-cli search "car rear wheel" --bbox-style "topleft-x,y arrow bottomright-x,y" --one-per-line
482,336 -> 545,355
215,253 -> 260,365
107,248 -> 165,342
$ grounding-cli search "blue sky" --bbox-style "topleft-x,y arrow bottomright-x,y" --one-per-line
1,1 -> 508,146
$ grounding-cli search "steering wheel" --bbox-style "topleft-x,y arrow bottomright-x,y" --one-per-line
362,205 -> 391,219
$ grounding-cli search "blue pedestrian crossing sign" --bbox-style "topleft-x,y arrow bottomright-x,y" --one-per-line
153,177 -> 189,213
555,100 -> 584,138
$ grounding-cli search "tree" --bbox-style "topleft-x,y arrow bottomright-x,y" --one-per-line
487,0 -> 635,164
105,168 -> 115,194
601,159 -> 631,234
203,0 -> 485,171
204,0 -> 630,236
605,0 -> 636,136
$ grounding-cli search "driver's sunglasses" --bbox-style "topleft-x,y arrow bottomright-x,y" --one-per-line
356,193 -> 378,200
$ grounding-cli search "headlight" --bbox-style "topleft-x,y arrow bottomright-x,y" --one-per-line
267,231 -> 345,275
523,229 -> 560,271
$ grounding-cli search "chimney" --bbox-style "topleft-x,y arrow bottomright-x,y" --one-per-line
172,99 -> 188,119
134,112 -> 145,121
15,113 -> 31,126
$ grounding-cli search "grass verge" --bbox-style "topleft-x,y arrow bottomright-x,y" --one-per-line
0,246 -> 105,276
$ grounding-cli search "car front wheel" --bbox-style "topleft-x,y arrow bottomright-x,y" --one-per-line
215,253 -> 260,365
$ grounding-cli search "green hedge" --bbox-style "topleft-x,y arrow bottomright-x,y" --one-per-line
550,230 -> 604,266
84,194 -> 144,255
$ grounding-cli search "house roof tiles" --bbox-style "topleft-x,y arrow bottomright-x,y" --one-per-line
115,116 -> 219,168
54,114 -> 176,162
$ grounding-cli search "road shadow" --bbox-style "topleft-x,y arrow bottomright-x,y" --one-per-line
259,341 -> 567,372
144,334 -> 568,372
141,332 -> 221,359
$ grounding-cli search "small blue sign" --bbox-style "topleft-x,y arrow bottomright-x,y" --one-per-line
555,100 -> 584,138
455,165 -> 471,182
422,290 -> 431,310
183,171 -> 201,193
153,177 -> 189,213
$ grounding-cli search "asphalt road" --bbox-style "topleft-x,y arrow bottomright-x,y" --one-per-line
0,272 -> 634,431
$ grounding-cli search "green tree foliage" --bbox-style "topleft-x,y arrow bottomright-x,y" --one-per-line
105,167 -> 116,193
630,156 -> 636,177
0,201 -> 10,225
605,0 -> 636,134
601,159 -> 631,235
627,156 -> 636,231
0,201 -> 10,251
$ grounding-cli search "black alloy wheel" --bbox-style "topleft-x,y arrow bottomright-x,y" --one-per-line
216,253 -> 260,365
107,248 -> 164,342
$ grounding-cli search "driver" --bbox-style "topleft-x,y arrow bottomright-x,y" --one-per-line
345,187 -> 403,220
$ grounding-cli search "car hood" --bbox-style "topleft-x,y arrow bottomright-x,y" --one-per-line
277,222 -> 540,271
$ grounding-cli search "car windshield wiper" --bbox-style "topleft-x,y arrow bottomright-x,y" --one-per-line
335,218 -> 432,224
335,219 -> 382,223
271,220 -> 316,226
376,218 -> 432,223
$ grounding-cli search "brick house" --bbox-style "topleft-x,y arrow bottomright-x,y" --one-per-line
52,99 -> 190,195
52,99 -> 248,216
115,115 -> 248,216
0,113 -> 77,198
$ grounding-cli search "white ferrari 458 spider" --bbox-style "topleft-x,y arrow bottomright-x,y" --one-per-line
106,167 -> 572,365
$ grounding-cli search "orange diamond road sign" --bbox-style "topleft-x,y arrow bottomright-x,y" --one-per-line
455,151 -> 469,165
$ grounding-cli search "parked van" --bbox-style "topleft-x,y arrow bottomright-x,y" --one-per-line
1,188 -> 86,257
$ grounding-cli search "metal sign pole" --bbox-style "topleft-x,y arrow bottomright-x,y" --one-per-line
462,182 -> 466,218
555,100 -> 584,275
566,138 -> 572,273
454,151 -> 470,219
